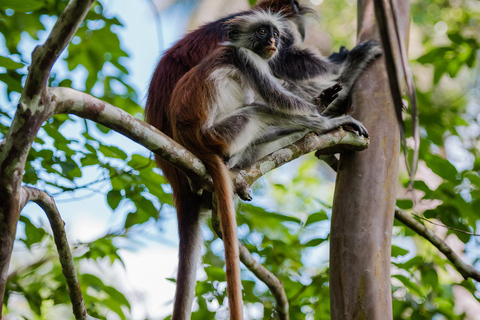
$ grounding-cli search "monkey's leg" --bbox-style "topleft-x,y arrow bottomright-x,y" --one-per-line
171,177 -> 203,320
227,107 -> 369,169
258,111 -> 370,138
230,128 -> 309,169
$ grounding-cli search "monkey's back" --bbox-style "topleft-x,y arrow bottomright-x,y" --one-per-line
169,46 -> 242,161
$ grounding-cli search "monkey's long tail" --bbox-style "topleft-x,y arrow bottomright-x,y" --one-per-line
203,155 -> 243,319
171,169 -> 203,320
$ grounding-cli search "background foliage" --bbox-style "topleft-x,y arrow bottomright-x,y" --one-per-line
1,0 -> 480,319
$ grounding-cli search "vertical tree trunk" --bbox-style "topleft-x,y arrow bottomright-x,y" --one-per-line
329,1 -> 410,319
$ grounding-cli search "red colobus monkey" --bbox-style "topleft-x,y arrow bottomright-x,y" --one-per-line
167,10 -> 368,319
146,1 -> 380,319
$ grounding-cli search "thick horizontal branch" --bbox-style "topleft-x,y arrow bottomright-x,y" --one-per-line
20,187 -> 99,320
50,87 -> 211,188
234,129 -> 368,189
50,87 -> 369,195
394,208 -> 480,282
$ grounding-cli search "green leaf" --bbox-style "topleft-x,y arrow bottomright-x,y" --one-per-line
424,154 -> 457,181
303,238 -> 326,247
0,0 -> 44,11
0,73 -> 23,92
393,274 -> 424,296
19,216 -> 46,249
107,189 -> 122,210
0,56 -> 24,69
98,144 -> 128,160
396,199 -> 413,210
204,266 -> 226,281
305,210 -> 328,226
391,245 -> 409,258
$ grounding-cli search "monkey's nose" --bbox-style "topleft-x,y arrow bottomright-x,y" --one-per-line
270,38 -> 275,46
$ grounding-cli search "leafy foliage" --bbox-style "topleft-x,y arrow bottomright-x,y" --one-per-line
1,0 -> 480,319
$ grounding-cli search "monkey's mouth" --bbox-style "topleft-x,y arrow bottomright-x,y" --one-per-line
265,46 -> 277,53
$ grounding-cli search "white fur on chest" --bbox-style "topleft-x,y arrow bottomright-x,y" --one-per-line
206,66 -> 258,128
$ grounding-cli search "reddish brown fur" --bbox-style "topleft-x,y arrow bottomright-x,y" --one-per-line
145,2 -> 299,318
170,48 -> 243,318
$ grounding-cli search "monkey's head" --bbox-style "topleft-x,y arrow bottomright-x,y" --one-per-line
255,0 -> 315,40
225,10 -> 287,60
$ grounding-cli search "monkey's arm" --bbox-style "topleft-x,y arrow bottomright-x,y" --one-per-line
271,46 -> 338,81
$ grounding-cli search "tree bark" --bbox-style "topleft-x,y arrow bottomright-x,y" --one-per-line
329,1 -> 409,319
0,0 -> 95,314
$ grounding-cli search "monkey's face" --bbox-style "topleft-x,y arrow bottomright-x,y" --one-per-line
256,0 -> 307,40
252,24 -> 280,60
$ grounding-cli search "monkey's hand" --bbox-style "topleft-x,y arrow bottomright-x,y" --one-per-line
340,116 -> 369,138
313,83 -> 343,113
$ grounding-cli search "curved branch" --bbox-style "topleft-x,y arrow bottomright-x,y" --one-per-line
394,208 -> 480,282
20,187 -> 100,320
23,0 -> 96,99
0,0 -> 96,310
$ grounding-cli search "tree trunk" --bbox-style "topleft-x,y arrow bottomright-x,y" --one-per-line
329,1 -> 410,319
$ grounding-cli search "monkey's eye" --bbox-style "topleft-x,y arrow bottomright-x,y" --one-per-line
273,31 -> 279,38
258,28 -> 267,36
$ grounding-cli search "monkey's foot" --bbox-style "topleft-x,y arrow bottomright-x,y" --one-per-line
314,83 -> 343,113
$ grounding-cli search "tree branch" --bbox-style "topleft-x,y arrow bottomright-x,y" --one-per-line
49,86 -> 369,198
0,1 -> 96,308
50,87 -> 213,189
23,0 -> 96,99
394,208 -> 480,282
234,130 -> 368,196
211,207 -> 289,320
320,155 -> 480,282
20,187 -> 100,320
47,86 -> 370,318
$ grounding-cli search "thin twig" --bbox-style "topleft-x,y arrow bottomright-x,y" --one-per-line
409,212 -> 480,237
395,208 -> 480,282
146,0 -> 165,51
50,157 -> 153,198
21,186 -> 100,320
211,205 -> 289,320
